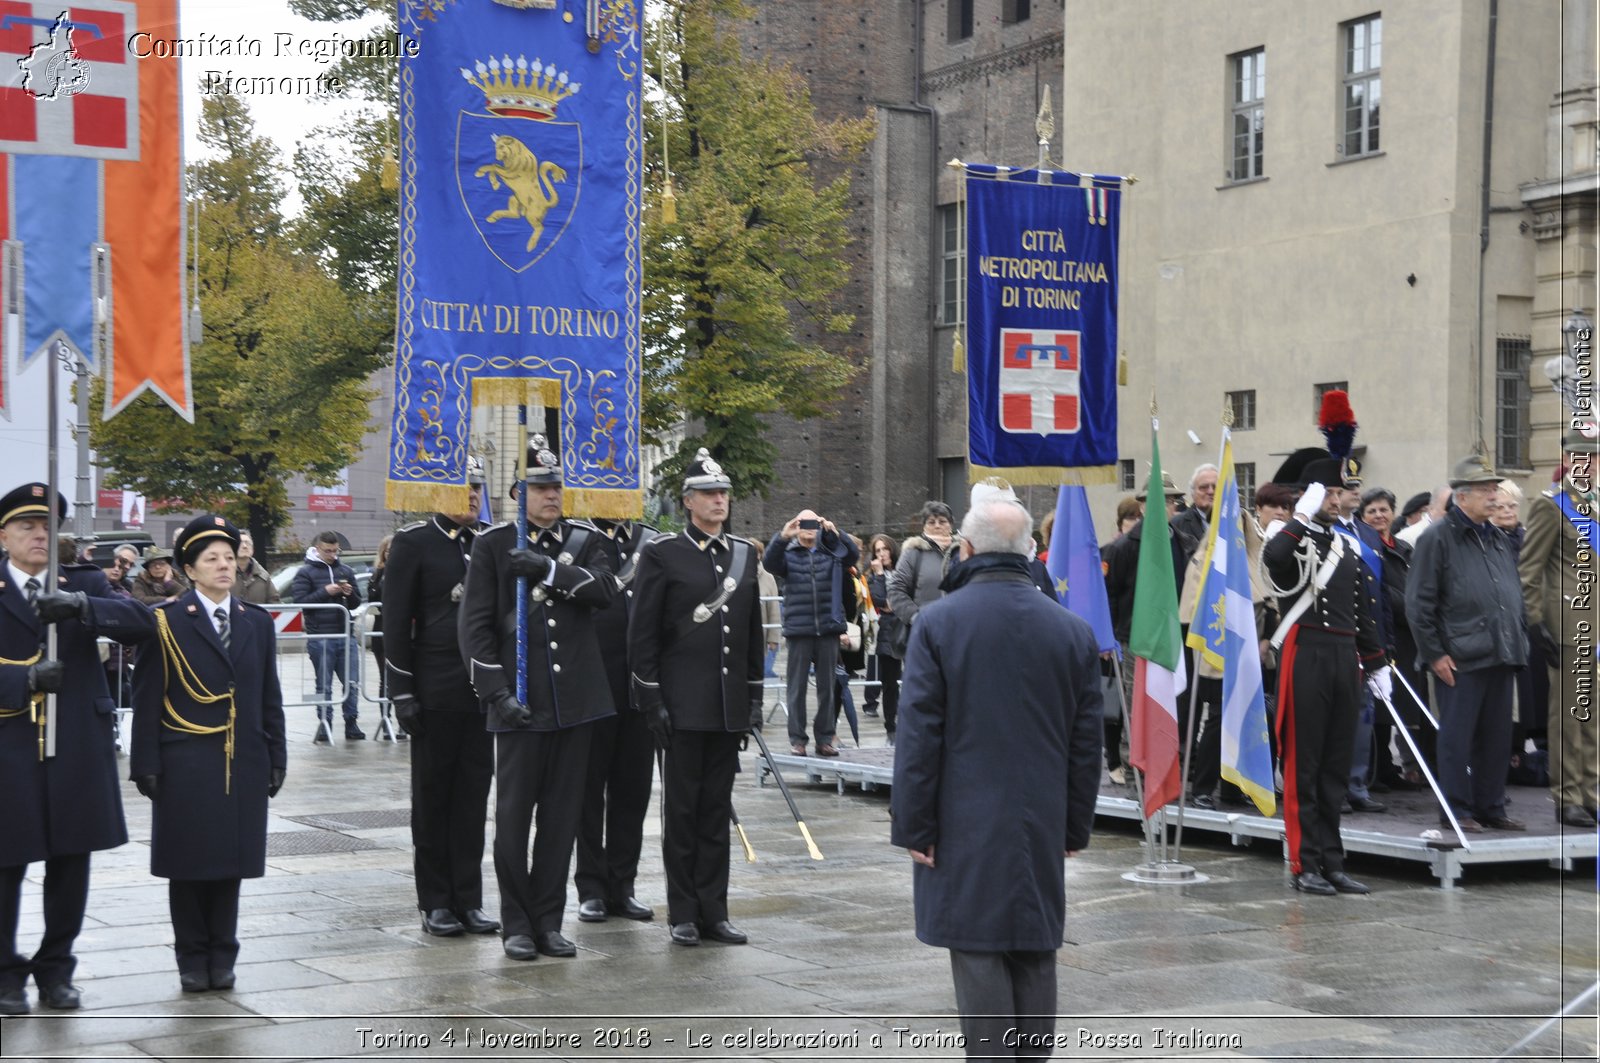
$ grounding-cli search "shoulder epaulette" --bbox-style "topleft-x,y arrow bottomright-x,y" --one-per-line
396,520 -> 427,533
480,520 -> 512,534
565,518 -> 599,532
237,599 -> 269,614
740,535 -> 764,549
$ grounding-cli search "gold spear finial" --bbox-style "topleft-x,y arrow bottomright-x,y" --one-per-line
1035,86 -> 1055,148
1222,395 -> 1235,429
1150,389 -> 1158,418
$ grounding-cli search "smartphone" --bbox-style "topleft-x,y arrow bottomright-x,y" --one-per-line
799,518 -> 821,530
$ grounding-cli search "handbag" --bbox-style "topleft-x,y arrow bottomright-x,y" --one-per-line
841,621 -> 862,652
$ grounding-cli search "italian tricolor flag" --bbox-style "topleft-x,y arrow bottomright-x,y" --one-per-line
1128,421 -> 1187,818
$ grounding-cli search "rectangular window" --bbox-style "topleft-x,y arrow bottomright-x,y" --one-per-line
1342,14 -> 1381,157
1496,337 -> 1532,470
1226,389 -> 1257,431
1119,459 -> 1136,491
1314,381 -> 1349,423
949,0 -> 974,41
1001,0 -> 1030,24
1236,462 -> 1257,512
939,203 -> 965,326
1229,48 -> 1265,181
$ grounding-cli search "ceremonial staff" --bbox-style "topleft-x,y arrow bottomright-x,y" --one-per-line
730,805 -> 756,864
514,407 -> 529,705
748,727 -> 823,860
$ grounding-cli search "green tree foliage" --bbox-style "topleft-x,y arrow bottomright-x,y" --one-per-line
645,0 -> 872,497
89,96 -> 389,551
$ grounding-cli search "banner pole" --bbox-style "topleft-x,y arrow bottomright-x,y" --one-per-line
1109,652 -> 1156,863
514,405 -> 529,706
43,340 -> 62,758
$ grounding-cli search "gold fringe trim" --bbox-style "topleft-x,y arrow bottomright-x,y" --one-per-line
563,487 -> 643,520
951,329 -> 966,373
471,377 -> 561,408
966,463 -> 1118,487
1221,765 -> 1277,818
386,481 -> 474,515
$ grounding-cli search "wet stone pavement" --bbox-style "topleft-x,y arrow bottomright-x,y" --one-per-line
1,660 -> 1596,1062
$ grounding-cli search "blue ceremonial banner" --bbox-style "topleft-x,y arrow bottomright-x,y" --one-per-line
1046,485 -> 1118,655
388,0 -> 642,517
964,167 -> 1120,485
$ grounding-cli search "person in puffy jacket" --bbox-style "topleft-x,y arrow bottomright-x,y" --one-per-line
289,531 -> 364,741
763,509 -> 858,757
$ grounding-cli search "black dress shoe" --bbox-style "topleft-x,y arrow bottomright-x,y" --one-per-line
421,908 -> 465,937
1559,804 -> 1598,828
180,971 -> 209,993
608,896 -> 654,921
210,969 -> 236,990
534,930 -> 576,957
0,988 -> 28,1015
1190,794 -> 1216,811
1348,796 -> 1387,813
1291,871 -> 1337,896
345,724 -> 366,740
457,908 -> 500,935
699,920 -> 748,945
577,899 -> 608,923
502,934 -> 539,961
1324,870 -> 1372,895
669,922 -> 700,946
1481,814 -> 1527,831
38,983 -> 80,1010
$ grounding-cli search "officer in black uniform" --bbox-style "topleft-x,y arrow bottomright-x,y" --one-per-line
574,516 -> 663,925
384,456 -> 499,939
130,514 -> 287,992
0,483 -> 153,1014
459,435 -> 616,961
1261,456 -> 1389,897
628,449 -> 765,947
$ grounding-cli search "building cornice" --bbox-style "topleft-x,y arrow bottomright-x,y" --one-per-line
1520,170 -> 1600,206
921,32 -> 1063,94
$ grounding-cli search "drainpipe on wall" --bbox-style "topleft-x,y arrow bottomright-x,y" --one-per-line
1476,0 -> 1498,453
907,0 -> 941,499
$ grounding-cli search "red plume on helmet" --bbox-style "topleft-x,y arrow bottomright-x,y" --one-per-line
1317,389 -> 1357,463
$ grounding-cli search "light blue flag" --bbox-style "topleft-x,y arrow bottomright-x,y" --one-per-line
1046,485 -> 1118,655
1205,433 -> 1277,815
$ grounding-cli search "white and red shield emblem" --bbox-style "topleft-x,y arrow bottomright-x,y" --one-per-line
999,328 -> 1081,436
0,2 -> 140,161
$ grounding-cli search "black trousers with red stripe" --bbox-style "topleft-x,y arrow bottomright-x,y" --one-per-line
1277,628 -> 1361,876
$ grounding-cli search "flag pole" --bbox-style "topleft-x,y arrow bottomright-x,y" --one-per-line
1172,681 -> 1202,862
514,405 -> 529,706
42,339 -> 63,759
1108,653 -> 1157,863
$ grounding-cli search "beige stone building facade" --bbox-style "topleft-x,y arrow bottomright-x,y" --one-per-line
1063,0 -> 1591,530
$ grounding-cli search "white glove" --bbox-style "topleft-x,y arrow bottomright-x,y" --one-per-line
1262,518 -> 1287,541
1366,665 -> 1393,703
1294,482 -> 1327,523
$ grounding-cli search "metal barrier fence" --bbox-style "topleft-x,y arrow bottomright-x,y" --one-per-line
98,593 -> 887,752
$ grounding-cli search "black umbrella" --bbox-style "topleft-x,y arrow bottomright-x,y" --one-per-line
835,665 -> 860,747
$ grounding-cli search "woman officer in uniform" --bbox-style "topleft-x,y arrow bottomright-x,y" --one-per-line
131,515 -> 286,991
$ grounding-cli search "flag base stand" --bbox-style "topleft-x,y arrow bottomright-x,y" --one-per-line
1122,862 -> 1208,886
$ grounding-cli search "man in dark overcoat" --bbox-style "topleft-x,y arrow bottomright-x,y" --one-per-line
891,497 -> 1103,1056
628,449 -> 764,947
384,456 -> 499,938
574,516 -> 662,925
130,514 -> 286,992
0,483 -> 153,1014
459,435 -> 616,961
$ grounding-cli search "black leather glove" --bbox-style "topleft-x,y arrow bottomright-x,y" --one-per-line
488,689 -> 533,730
134,775 -> 160,800
1532,623 -> 1560,661
507,548 -> 553,581
33,589 -> 88,625
267,768 -> 285,798
28,660 -> 64,693
644,704 -> 672,748
749,700 -> 764,732
392,695 -> 424,737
